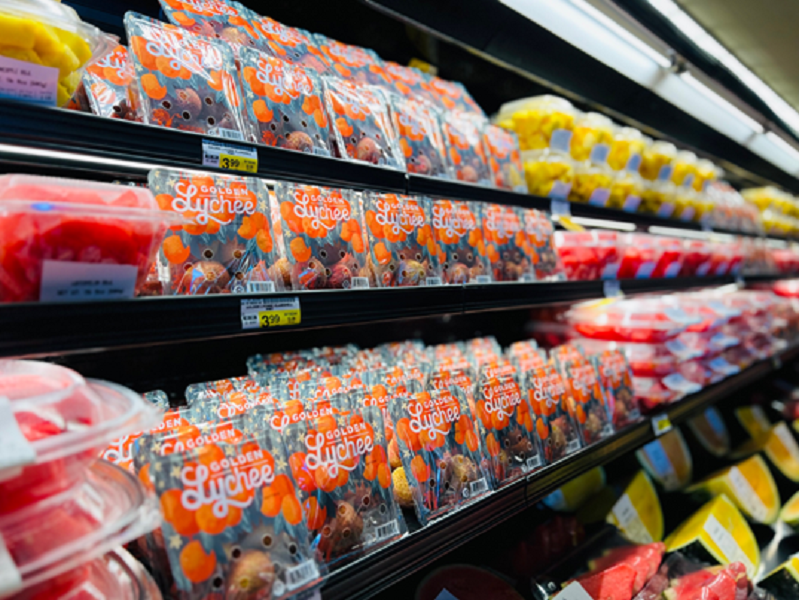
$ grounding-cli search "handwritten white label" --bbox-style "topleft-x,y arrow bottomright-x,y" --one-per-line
39,260 -> 137,302
728,466 -> 769,522
0,55 -> 57,105
704,514 -> 755,576
612,492 -> 653,543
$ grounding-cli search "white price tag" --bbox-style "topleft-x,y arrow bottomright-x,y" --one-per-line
555,582 -> 594,600
0,535 -> 21,595
651,413 -> 672,436
284,560 -> 320,591
39,261 -> 137,302
728,466 -> 769,522
612,493 -> 653,543
364,519 -> 401,545
704,514 -> 755,576
0,396 -> 37,475
523,455 -> 542,472
0,56 -> 57,106
202,139 -> 258,173
240,297 -> 301,330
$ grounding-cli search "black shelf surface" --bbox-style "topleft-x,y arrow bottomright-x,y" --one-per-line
0,99 -> 788,240
1,275 -> 776,358
322,344 -> 799,600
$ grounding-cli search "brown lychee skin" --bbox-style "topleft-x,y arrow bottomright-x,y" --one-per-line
458,165 -> 479,183
283,131 -> 314,153
175,88 -> 202,119
225,549 -> 275,600
355,137 -> 381,164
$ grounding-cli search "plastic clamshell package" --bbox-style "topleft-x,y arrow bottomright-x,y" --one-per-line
362,192 -> 443,287
570,111 -> 615,162
0,0 -> 115,106
590,349 -> 640,428
494,95 -> 577,152
391,387 -> 493,525
554,230 -> 619,281
125,12 -> 246,138
322,78 -> 404,169
520,208 -> 560,279
254,17 -> 330,73
82,44 -> 141,121
390,93 -> 451,178
314,34 -> 387,86
480,203 -> 535,282
0,360 -> 160,514
522,149 -> 575,199
441,110 -> 492,185
557,356 -> 614,445
430,199 -> 491,284
237,47 -> 333,155
568,160 -> 614,206
423,74 -> 484,116
382,61 -> 431,99
483,125 -> 526,192
607,127 -> 648,171
0,174 -> 172,303
0,459 -> 160,596
157,0 -> 267,53
148,168 -> 284,295
151,427 -> 325,599
274,180 -> 369,290
524,365 -> 582,463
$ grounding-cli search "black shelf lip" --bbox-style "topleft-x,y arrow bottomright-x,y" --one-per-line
322,344 -> 799,600
0,275 -> 789,359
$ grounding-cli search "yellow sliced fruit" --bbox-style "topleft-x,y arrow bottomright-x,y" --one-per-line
543,467 -> 605,512
758,556 -> 799,599
40,43 -> 80,80
665,494 -> 759,579
779,490 -> 799,526
636,428 -> 693,491
735,405 -> 771,439
606,470 -> 664,543
736,423 -> 799,482
54,28 -> 91,66
56,83 -> 70,107
0,46 -> 41,64
0,14 -> 37,50
32,23 -> 62,56
687,455 -> 780,524
687,407 -> 730,457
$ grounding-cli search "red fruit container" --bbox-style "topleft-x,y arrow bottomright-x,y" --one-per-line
1,459 -> 159,596
0,175 -> 172,303
0,361 -> 159,514
572,337 -> 695,377
680,239 -> 713,277
650,236 -> 684,278
617,233 -> 663,279
553,230 -> 619,280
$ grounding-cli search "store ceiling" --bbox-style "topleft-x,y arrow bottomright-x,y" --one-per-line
676,0 -> 799,114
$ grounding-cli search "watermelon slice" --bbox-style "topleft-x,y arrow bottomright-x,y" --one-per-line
588,542 -> 665,594
664,563 -> 749,600
574,563 -> 637,600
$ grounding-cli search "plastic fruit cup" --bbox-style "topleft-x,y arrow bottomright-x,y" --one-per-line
617,233 -> 663,279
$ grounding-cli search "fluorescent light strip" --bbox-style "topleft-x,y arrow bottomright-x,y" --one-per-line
0,143 -> 162,172
765,132 -> 799,164
568,216 -> 637,231
647,0 -> 799,137
680,73 -> 763,134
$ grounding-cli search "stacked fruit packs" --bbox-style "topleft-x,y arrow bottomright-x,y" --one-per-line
0,360 -> 162,598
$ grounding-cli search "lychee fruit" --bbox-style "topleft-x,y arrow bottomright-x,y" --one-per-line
283,131 -> 314,154
355,137 -> 381,164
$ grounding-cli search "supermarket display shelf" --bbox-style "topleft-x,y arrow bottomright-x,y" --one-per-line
0,99 -> 788,241
322,344 -> 799,600
0,275 -> 771,358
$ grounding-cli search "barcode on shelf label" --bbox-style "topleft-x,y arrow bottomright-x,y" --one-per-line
202,139 -> 258,173
467,478 -> 489,497
554,582 -> 594,600
0,396 -> 37,472
651,413 -> 672,436
0,535 -> 21,595
246,281 -> 275,294
523,455 -> 542,472
240,297 -> 300,329
566,438 -> 582,454
473,275 -> 492,284
704,514 -> 755,575
285,560 -> 320,590
208,127 -> 244,141
350,276 -> 370,289
426,277 -> 443,286
728,466 -> 769,522
366,519 -> 401,544
773,423 -> 799,461
612,493 -> 653,543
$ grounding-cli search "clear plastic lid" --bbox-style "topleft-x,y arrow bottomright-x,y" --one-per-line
0,459 -> 160,596
571,112 -> 615,161
496,94 -> 576,122
0,174 -> 159,211
0,0 -> 111,47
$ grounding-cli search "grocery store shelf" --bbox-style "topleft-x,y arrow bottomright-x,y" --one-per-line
0,99 -> 787,240
322,344 -> 799,600
0,275 -> 778,359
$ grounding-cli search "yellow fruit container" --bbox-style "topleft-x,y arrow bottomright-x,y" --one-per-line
693,192 -> 716,227
522,149 -> 575,198
670,150 -> 698,187
495,94 -> 577,152
673,188 -> 699,222
639,180 -> 677,218
608,126 -> 648,171
570,111 -> 615,162
607,169 -> 644,212
568,160 -> 614,205
640,140 -> 677,181
0,0 -> 114,106
693,158 -> 721,192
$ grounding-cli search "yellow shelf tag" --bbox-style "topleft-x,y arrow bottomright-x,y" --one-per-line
241,297 -> 300,330
203,139 -> 258,174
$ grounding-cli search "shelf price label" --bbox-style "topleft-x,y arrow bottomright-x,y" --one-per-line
651,413 -> 672,437
554,582 -> 593,600
241,297 -> 301,330
203,139 -> 258,174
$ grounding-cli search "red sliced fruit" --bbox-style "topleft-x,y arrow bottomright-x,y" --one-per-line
15,411 -> 63,441
589,542 -> 665,593
574,563 -> 637,600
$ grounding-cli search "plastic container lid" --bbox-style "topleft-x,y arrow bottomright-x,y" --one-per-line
0,459 -> 160,596
0,361 -> 160,513
496,94 -> 576,122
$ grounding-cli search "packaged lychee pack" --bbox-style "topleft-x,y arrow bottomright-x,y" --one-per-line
82,44 -> 141,121
483,125 -> 526,192
430,199 -> 492,284
428,366 -> 477,420
549,343 -> 585,366
442,110 -> 492,184
238,47 -> 333,155
383,61 -> 432,99
148,168 -> 284,295
253,17 -> 331,73
185,375 -> 263,404
524,365 -> 582,463
423,74 -> 485,117
362,193 -> 443,287
391,387 -> 493,525
323,77 -> 405,169
520,208 -> 561,279
475,373 -> 543,485
390,94 -> 451,178
480,203 -> 535,282
150,429 -> 323,600
125,12 -> 246,138
274,181 -> 369,290
559,356 -> 614,445
158,0 -> 266,51
314,34 -> 388,86
281,402 -> 406,566
190,388 -> 277,423
591,349 -> 641,428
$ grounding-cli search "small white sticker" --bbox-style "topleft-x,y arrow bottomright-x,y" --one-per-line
612,492 -> 654,543
708,357 -> 739,377
473,275 -> 492,284
426,277 -> 443,286
0,396 -> 37,476
208,127 -> 245,141
285,560 -> 320,591
728,466 -> 769,522
39,260 -> 137,302
469,478 -> 489,496
555,582 -> 594,600
704,514 -> 755,576
246,281 -> 276,294
0,56 -> 58,106
350,276 -> 370,289
566,438 -> 582,453
651,413 -> 672,436
662,373 -> 701,394
523,455 -> 542,472
365,519 -> 401,544
0,535 -> 21,595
